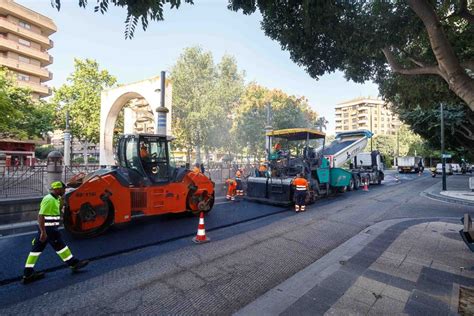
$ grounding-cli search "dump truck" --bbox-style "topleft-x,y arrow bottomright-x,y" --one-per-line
323,130 -> 384,190
245,128 -> 352,206
396,156 -> 423,173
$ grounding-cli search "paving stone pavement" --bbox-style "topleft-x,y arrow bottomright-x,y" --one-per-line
240,220 -> 474,316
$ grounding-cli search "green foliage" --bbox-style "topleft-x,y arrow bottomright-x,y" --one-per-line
54,0 -> 194,38
379,70 -> 474,155
170,47 -> 245,161
0,68 -> 54,139
232,83 -> 318,159
51,59 -> 117,144
35,145 -> 60,160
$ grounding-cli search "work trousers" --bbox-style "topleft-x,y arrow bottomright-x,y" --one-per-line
295,190 -> 307,211
24,226 -> 76,274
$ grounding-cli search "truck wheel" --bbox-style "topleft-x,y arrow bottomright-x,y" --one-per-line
347,177 -> 355,191
353,176 -> 360,190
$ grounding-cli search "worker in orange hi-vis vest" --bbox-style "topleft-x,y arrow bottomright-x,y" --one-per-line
225,178 -> 237,201
292,173 -> 309,212
235,170 -> 244,196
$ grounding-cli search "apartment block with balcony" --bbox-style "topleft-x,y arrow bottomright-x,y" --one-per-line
0,0 -> 56,98
335,97 -> 402,136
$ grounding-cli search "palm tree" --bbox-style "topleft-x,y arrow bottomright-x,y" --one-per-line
315,117 -> 328,132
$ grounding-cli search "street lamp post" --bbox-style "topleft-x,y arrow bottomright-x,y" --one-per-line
440,103 -> 446,191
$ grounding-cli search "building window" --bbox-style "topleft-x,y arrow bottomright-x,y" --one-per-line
344,113 -> 349,117
19,20 -> 31,30
17,73 -> 30,81
18,38 -> 31,47
18,55 -> 30,64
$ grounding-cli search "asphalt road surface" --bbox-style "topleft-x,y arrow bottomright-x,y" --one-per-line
0,171 -> 470,313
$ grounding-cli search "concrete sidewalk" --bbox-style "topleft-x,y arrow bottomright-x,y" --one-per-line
423,175 -> 474,207
237,218 -> 474,315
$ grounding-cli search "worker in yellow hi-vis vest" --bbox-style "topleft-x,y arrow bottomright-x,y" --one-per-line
22,181 -> 89,284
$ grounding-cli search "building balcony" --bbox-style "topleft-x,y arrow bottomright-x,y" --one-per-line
16,80 -> 51,97
358,118 -> 368,124
0,17 -> 53,49
0,56 -> 51,80
0,36 -> 51,65
0,1 -> 56,35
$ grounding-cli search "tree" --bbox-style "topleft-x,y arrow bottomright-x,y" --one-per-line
314,116 -> 328,132
229,1 -> 474,111
171,47 -> 244,163
51,59 -> 117,163
232,83 -> 318,160
0,68 -> 53,140
59,1 -> 474,110
378,62 -> 474,154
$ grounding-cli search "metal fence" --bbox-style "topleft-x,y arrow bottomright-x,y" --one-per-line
0,163 -> 259,199
0,166 -> 46,199
63,164 -> 101,183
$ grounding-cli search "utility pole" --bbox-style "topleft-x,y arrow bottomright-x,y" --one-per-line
64,110 -> 71,167
441,103 -> 446,191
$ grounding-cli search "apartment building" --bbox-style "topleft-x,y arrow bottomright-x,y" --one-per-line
0,0 -> 56,98
335,97 -> 402,136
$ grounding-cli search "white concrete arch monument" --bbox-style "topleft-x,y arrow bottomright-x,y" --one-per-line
99,75 -> 172,166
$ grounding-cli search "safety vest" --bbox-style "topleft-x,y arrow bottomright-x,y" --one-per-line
39,193 -> 61,227
293,178 -> 308,191
226,179 -> 237,188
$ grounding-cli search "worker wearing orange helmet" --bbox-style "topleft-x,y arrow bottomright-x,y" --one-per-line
225,178 -> 237,201
292,173 -> 309,212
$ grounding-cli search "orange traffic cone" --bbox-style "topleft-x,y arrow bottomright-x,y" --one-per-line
192,212 -> 210,244
363,179 -> 369,191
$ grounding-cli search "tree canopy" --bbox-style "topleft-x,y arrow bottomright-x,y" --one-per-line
170,47 -> 245,163
61,0 -> 473,111
50,58 -> 117,144
0,68 -> 53,140
232,83 -> 318,159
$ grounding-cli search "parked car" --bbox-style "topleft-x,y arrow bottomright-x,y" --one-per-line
451,163 -> 461,173
436,163 -> 453,175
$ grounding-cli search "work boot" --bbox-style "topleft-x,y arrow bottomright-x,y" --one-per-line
22,271 -> 45,285
70,259 -> 89,273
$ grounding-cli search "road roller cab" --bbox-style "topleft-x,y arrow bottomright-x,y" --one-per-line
63,134 -> 215,238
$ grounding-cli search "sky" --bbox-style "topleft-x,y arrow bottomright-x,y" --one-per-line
17,0 -> 380,134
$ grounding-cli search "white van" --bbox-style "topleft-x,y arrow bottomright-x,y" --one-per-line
436,163 -> 453,175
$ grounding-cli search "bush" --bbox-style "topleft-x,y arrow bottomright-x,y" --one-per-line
35,145 -> 61,160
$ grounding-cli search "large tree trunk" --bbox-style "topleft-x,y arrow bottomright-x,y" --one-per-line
407,0 -> 474,111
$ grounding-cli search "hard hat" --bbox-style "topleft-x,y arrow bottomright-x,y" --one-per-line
50,181 -> 65,189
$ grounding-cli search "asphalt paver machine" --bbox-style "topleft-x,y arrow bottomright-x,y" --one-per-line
245,128 -> 352,206
63,134 -> 215,238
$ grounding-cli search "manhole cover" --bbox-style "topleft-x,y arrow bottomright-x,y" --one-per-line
459,286 -> 474,315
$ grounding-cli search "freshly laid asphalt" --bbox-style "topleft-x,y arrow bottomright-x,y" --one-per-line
0,171 -> 472,314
